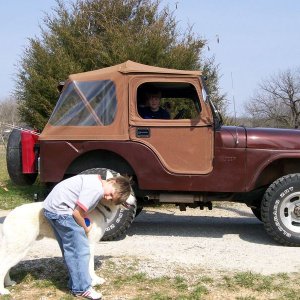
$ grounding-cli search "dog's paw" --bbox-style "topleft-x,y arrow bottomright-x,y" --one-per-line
0,288 -> 11,295
91,276 -> 106,286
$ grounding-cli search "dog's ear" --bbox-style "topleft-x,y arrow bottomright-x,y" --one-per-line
105,170 -> 120,179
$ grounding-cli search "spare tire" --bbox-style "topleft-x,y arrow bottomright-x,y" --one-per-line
80,167 -> 137,241
6,129 -> 37,186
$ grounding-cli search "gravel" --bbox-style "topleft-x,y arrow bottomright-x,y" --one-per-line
1,203 -> 300,277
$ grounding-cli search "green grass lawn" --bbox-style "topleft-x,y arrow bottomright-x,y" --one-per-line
0,144 -> 45,210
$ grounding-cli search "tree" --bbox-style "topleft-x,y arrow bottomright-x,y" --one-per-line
0,97 -> 20,145
16,0 -> 224,129
245,69 -> 300,128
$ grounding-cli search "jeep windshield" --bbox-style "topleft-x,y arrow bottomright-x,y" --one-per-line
49,80 -> 117,126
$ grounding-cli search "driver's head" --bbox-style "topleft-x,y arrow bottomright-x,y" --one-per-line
147,89 -> 162,112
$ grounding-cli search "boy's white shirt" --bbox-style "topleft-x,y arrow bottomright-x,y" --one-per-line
43,174 -> 104,215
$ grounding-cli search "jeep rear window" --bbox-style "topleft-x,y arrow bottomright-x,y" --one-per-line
49,80 -> 117,126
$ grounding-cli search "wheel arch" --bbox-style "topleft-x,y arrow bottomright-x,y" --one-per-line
65,149 -> 136,177
249,157 -> 300,191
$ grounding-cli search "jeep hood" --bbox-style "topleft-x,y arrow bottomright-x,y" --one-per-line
246,127 -> 300,150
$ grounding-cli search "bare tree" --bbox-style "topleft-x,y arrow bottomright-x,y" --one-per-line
245,69 -> 300,128
0,97 -> 20,146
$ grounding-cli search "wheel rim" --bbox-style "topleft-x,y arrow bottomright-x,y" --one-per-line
279,192 -> 300,233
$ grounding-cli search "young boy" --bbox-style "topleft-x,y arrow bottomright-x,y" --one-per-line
139,90 -> 170,119
43,174 -> 131,300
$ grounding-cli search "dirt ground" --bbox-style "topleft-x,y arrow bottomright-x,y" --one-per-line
1,203 -> 299,278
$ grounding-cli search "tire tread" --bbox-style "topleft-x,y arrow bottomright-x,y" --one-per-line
261,174 -> 300,247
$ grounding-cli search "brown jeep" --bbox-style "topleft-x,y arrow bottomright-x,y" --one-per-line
7,61 -> 300,246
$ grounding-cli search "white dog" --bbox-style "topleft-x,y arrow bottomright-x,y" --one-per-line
0,180 -> 136,295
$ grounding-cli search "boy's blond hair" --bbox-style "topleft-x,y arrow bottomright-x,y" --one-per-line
107,175 -> 132,204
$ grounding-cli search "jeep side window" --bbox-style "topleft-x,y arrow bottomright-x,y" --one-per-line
49,80 -> 117,126
137,87 -> 170,119
137,82 -> 201,120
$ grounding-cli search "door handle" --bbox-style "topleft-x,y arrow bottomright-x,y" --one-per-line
136,127 -> 150,138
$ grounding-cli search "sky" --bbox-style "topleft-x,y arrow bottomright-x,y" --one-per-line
0,0 -> 299,116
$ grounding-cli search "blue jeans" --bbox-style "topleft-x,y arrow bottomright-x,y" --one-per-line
44,209 -> 91,293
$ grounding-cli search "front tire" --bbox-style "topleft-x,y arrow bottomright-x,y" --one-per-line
80,168 -> 137,241
261,174 -> 300,246
251,207 -> 262,222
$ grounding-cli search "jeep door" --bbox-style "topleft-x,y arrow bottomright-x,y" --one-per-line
129,76 -> 214,175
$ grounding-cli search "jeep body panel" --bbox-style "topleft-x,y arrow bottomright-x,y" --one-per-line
39,123 -> 300,194
38,126 -> 246,192
128,75 -> 214,175
246,127 -> 300,150
245,127 -> 300,190
39,138 -> 247,192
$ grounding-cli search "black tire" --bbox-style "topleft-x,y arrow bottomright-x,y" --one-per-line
6,129 -> 37,186
261,174 -> 300,246
251,207 -> 262,222
102,204 -> 137,241
80,168 -> 137,241
135,206 -> 143,217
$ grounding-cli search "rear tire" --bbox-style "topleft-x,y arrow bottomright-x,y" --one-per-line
261,174 -> 300,246
80,168 -> 136,241
135,205 -> 143,217
6,129 -> 37,186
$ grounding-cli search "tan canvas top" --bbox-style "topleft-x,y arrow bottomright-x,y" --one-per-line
69,60 -> 201,81
39,61 -> 204,141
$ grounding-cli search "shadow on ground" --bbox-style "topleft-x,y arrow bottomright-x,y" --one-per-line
0,207 -> 277,247
126,208 -> 276,246
8,255 -> 111,295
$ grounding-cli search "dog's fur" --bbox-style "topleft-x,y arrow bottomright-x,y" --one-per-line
0,191 -> 135,295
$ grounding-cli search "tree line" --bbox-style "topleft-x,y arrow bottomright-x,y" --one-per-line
245,68 -> 300,129
3,0 -> 299,130
14,0 -> 224,129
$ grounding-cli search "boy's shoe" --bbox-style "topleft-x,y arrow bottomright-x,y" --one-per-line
73,287 -> 102,299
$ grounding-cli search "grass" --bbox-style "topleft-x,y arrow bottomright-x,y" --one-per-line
1,257 -> 299,300
0,143 -> 299,299
0,144 -> 46,210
